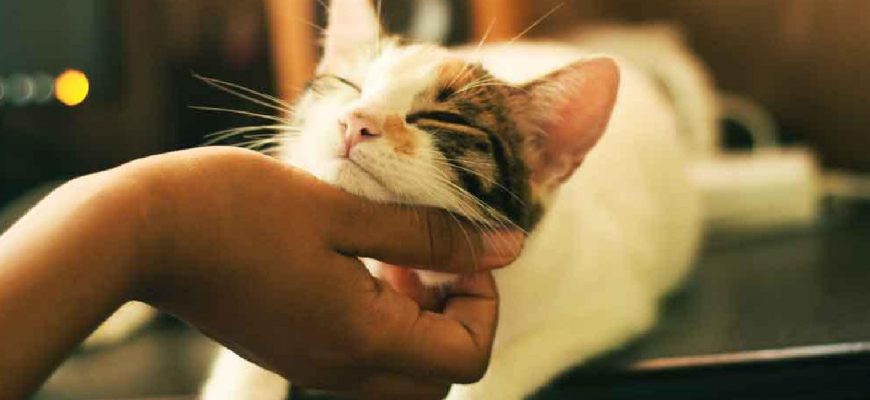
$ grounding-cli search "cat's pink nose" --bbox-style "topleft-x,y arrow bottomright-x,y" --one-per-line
338,110 -> 381,157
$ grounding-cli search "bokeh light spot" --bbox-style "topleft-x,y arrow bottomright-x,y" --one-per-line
55,69 -> 89,106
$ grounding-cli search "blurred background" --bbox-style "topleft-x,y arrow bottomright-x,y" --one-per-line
2,0 -> 869,399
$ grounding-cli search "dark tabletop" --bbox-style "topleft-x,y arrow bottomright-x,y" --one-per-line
533,203 -> 870,399
31,204 -> 870,400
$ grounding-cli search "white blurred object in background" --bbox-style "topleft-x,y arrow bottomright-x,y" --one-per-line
571,23 -> 827,232
408,0 -> 451,43
691,149 -> 820,232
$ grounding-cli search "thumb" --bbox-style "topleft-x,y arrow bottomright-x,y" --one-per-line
325,195 -> 524,273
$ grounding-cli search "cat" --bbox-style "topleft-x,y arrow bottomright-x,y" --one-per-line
202,0 -> 702,399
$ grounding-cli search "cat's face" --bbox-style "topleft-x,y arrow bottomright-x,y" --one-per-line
282,0 -> 619,231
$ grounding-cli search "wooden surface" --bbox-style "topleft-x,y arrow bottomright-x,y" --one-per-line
266,0 -> 316,102
470,0 -> 530,41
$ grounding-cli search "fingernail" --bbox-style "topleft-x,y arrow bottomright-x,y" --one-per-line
480,231 -> 525,269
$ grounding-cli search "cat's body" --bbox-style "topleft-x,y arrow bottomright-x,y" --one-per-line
202,36 -> 700,400
441,45 -> 700,399
189,1 -> 701,398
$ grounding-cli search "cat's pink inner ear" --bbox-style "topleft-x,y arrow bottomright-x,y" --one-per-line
322,0 -> 381,65
524,58 -> 620,187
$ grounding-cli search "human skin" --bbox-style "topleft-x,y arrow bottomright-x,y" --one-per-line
0,147 -> 524,399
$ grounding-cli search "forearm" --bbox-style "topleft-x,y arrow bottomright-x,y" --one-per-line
0,171 -> 147,398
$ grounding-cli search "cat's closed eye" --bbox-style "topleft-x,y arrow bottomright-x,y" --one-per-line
307,74 -> 361,95
406,111 -> 471,127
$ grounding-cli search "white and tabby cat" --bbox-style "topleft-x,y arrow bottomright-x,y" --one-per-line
201,1 -> 702,399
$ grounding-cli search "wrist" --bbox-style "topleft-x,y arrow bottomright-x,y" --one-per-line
70,168 -> 163,304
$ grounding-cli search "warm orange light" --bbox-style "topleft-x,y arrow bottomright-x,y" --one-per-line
55,69 -> 89,106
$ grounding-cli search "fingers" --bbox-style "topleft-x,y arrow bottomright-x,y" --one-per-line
327,195 -> 524,273
370,272 -> 499,383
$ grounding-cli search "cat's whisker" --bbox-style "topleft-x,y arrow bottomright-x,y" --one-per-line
475,17 -> 497,53
190,106 -> 293,124
446,17 -> 496,90
452,159 -> 497,167
406,158 -> 491,227
416,187 -> 493,261
204,125 -> 298,143
430,179 -> 503,225
193,74 -> 293,109
456,83 -> 495,95
424,161 -> 525,234
315,0 -> 328,12
434,199 -> 479,267
461,76 -> 499,87
236,138 -> 283,147
398,171 -> 481,265
295,17 -> 327,34
193,74 -> 295,115
427,157 -> 527,207
418,145 -> 525,206
502,2 -> 565,49
455,74 -> 512,93
205,133 -> 293,147
347,159 -> 516,260
456,80 -> 512,94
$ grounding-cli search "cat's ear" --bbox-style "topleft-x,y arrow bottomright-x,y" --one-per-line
515,58 -> 620,188
321,0 -> 382,69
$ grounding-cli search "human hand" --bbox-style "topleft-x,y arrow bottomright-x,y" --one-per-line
0,147 -> 524,399
123,147 -> 524,399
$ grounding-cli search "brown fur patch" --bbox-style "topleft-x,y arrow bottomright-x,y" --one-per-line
403,60 -> 549,229
383,115 -> 416,155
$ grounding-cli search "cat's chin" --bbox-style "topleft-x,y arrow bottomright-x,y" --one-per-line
332,159 -> 396,203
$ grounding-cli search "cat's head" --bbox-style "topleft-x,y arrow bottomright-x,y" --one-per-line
282,0 -> 619,231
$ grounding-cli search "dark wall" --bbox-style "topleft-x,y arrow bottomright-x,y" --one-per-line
0,0 -> 274,205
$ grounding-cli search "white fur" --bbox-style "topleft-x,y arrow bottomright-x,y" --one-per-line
202,41 -> 701,400
446,45 -> 701,399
